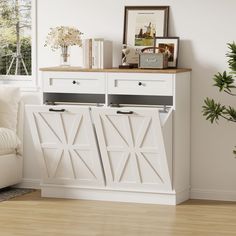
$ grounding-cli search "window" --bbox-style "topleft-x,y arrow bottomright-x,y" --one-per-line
0,0 -> 37,88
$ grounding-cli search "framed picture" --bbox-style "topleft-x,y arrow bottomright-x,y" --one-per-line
123,6 -> 169,66
155,37 -> 179,68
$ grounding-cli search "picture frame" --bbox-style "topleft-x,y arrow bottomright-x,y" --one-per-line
122,6 -> 169,67
155,37 -> 179,68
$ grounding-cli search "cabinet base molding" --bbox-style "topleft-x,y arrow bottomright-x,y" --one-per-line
41,184 -> 190,205
15,178 -> 41,189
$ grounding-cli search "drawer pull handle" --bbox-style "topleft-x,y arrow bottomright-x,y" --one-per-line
117,110 -> 134,115
72,80 -> 79,85
49,108 -> 66,112
138,82 -> 142,86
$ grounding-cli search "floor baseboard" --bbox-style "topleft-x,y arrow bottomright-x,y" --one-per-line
190,188 -> 236,201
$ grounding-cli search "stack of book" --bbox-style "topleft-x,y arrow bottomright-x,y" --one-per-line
83,38 -> 113,69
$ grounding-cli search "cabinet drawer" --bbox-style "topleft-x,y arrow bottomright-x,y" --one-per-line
43,72 -> 106,94
108,73 -> 173,96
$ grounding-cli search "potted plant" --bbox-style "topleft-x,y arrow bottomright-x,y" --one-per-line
202,42 -> 236,154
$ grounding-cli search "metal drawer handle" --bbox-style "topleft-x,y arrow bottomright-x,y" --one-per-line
72,80 -> 79,85
49,108 -> 66,112
117,110 -> 134,115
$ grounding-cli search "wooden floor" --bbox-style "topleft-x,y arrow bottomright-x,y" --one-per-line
0,191 -> 236,236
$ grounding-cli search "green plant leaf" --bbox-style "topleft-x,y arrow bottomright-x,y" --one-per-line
227,42 -> 236,73
213,71 -> 235,92
202,98 -> 226,123
225,106 -> 236,122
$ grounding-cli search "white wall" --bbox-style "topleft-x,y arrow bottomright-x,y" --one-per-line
23,0 -> 236,200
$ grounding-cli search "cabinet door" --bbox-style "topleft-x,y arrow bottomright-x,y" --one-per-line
92,107 -> 172,192
27,105 -> 105,187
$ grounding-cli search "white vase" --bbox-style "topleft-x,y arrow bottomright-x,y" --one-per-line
60,45 -> 70,66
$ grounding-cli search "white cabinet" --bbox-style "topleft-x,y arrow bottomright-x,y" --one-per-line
27,67 -> 191,205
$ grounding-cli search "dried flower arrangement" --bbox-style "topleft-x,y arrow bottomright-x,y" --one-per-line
44,26 -> 83,51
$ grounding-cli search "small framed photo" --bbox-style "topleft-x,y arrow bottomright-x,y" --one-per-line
155,37 -> 179,68
123,6 -> 169,66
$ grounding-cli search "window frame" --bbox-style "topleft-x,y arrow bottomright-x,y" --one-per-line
0,0 -> 38,90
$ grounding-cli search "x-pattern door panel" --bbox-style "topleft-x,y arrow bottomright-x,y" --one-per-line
27,105 -> 104,187
92,107 -> 172,192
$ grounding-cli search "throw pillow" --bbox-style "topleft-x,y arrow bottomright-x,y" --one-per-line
0,86 -> 21,132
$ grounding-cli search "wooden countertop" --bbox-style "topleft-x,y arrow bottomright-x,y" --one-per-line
40,66 -> 191,74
